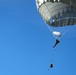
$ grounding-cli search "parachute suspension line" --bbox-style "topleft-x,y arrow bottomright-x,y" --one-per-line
45,24 -> 57,38
60,30 -> 66,39
45,24 -> 53,33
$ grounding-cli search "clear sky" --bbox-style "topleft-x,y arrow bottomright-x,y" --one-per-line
0,0 -> 76,75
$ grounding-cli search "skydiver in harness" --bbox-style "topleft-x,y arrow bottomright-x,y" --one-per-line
48,31 -> 62,70
52,31 -> 62,48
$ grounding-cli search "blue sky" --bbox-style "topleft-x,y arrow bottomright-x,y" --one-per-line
0,0 -> 76,75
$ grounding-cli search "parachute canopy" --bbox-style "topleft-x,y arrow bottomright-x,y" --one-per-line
36,0 -> 76,27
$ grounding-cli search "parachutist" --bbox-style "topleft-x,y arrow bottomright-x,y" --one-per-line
53,39 -> 60,48
52,31 -> 61,48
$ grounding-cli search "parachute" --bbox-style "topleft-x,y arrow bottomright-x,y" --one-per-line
35,0 -> 76,45
35,0 -> 76,68
36,0 -> 76,27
